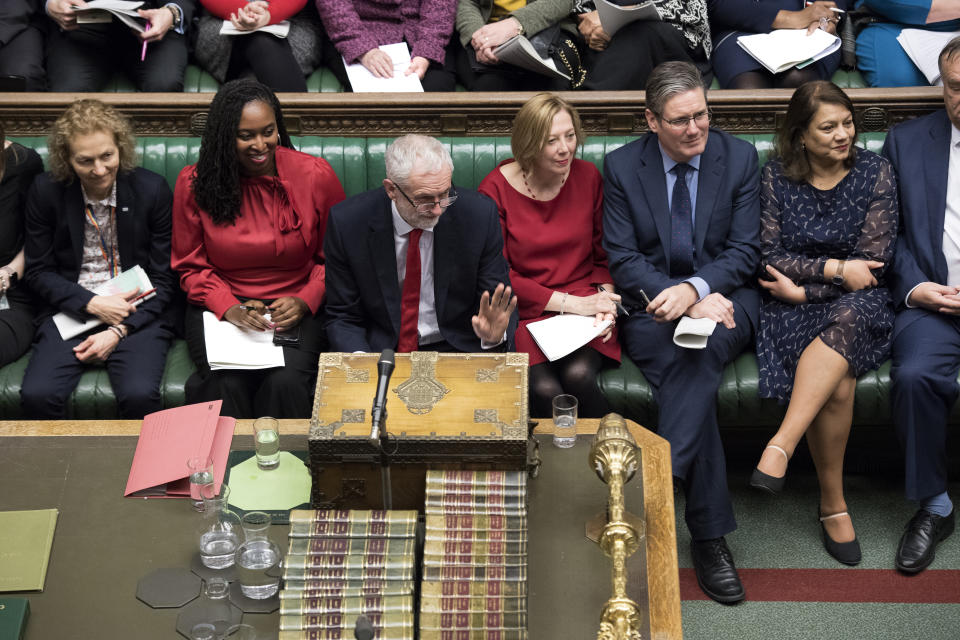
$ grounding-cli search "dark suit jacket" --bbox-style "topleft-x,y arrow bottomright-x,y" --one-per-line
324,187 -> 517,353
0,0 -> 42,46
883,109 -> 954,336
602,127 -> 762,325
23,168 -> 178,332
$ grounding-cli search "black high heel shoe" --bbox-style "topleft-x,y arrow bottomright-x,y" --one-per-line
749,444 -> 789,494
820,511 -> 862,566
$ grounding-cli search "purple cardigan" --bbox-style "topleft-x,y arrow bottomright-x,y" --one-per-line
316,0 -> 456,65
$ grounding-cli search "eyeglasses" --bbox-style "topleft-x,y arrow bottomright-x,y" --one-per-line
393,182 -> 458,213
656,110 -> 712,130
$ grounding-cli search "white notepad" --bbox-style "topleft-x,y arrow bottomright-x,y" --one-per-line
202,311 -> 285,370
526,314 -> 612,362
343,42 -> 424,92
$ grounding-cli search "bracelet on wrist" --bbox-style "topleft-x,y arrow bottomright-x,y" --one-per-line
560,292 -> 568,315
109,324 -> 126,340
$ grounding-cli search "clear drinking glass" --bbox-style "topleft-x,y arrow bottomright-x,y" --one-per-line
252,417 -> 280,470
187,456 -> 215,512
223,624 -> 258,640
552,394 -> 578,448
189,577 -> 233,639
196,484 -> 241,569
235,511 -> 281,600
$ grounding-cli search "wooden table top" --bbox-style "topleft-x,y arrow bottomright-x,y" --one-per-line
0,417 -> 681,640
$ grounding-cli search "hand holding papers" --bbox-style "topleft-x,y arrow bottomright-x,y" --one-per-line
219,20 -> 291,38
344,43 -> 424,92
526,313 -> 613,362
202,310 -> 285,370
72,0 -> 146,32
596,0 -> 662,38
53,265 -> 155,340
493,35 -> 570,81
737,28 -> 841,74
124,401 -> 235,498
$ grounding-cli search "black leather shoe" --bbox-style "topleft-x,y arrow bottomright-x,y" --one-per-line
896,508 -> 955,574
690,537 -> 745,604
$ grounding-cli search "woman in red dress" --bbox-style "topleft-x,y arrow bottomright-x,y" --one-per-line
172,79 -> 345,418
479,93 -> 620,418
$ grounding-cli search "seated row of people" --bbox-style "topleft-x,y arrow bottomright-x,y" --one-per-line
1,47 -> 958,600
0,0 -> 955,92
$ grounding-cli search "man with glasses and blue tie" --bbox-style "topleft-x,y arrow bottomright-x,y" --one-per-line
603,61 -> 762,604
324,134 -> 518,354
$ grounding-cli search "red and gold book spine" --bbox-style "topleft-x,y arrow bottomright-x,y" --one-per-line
289,510 -> 418,539
282,564 -> 414,582
420,581 -> 526,599
419,595 -> 526,614
280,580 -> 414,597
279,630 -> 414,640
279,611 -> 414,631
423,539 -> 527,557
419,630 -> 528,640
279,594 -> 413,616
421,565 -> 526,582
419,611 -> 527,629
287,537 -> 416,558
426,514 -> 527,533
421,553 -> 526,568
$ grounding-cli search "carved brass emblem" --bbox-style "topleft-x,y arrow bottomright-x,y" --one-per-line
345,368 -> 369,383
394,351 -> 449,414
476,367 -> 500,382
341,409 -> 365,423
474,409 -> 498,423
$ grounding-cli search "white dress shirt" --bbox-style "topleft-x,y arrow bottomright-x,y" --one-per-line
941,124 -> 960,287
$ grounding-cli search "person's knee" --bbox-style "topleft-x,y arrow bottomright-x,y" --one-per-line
21,377 -> 68,419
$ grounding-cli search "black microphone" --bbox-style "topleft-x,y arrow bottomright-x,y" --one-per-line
370,348 -> 395,443
354,614 -> 375,640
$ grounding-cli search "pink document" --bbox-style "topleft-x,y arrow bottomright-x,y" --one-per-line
124,400 -> 236,498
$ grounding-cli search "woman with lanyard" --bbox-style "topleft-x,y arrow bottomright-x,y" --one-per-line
20,99 -> 178,419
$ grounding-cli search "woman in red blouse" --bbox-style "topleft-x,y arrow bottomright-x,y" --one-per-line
479,93 -> 620,418
172,79 -> 345,418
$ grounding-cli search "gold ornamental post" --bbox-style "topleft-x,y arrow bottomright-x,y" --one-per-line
588,413 -> 645,640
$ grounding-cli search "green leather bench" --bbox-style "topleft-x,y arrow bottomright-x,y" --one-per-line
0,132 -> 913,429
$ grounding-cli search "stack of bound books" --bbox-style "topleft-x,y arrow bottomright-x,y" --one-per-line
419,470 -> 529,640
279,509 -> 419,640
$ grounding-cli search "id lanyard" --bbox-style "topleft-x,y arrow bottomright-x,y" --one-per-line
84,204 -> 120,278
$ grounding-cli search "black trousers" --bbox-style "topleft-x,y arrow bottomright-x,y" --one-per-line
46,21 -> 188,91
0,306 -> 34,367
225,31 -> 307,92
21,318 -> 172,419
184,303 -> 327,419
0,23 -> 45,90
581,21 -> 694,91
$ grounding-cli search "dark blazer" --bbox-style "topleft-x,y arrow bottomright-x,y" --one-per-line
883,109 -> 953,335
602,127 -> 762,324
324,187 -> 517,353
0,0 -> 42,46
23,168 -> 178,332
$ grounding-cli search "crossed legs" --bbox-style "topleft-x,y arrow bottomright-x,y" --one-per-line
756,337 -> 857,541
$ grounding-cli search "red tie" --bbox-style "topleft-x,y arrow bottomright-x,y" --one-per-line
397,228 -> 422,352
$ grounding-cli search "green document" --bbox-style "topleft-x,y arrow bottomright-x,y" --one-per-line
0,509 -> 58,592
0,598 -> 30,639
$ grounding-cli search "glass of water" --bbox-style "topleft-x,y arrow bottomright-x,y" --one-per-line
552,394 -> 578,448
187,456 -> 214,512
196,484 -> 241,569
252,417 -> 280,470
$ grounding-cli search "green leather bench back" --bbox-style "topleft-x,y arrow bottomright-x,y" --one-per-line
11,132 -> 889,196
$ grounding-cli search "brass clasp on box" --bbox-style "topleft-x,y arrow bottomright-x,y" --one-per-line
586,413 -> 645,640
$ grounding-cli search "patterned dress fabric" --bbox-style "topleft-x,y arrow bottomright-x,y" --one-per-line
757,150 -> 898,402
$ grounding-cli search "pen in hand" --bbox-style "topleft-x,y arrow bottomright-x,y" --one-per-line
598,286 -> 630,317
140,21 -> 151,61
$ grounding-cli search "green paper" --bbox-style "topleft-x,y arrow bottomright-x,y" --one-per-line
227,451 -> 311,511
0,509 -> 58,592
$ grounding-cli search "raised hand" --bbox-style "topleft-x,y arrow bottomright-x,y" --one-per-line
472,283 -> 517,344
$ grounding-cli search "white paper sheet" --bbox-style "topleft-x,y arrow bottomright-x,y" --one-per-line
897,29 -> 960,86
202,311 -> 285,370
343,42 -> 424,92
673,316 -> 717,350
526,314 -> 612,362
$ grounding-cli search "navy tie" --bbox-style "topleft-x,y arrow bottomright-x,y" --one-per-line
670,163 -> 694,276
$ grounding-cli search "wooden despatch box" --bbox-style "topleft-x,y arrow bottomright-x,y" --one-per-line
308,351 -> 529,511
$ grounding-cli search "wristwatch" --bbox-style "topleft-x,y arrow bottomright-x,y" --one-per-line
515,19 -> 525,37
832,260 -> 846,285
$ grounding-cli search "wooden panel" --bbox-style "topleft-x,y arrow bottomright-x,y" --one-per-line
0,88 -> 943,137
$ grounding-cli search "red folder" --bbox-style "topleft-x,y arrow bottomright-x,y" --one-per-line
124,400 -> 235,498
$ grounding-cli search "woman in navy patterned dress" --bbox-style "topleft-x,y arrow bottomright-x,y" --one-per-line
749,81 -> 898,565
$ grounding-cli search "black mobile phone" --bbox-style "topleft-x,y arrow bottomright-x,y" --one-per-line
273,324 -> 301,346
